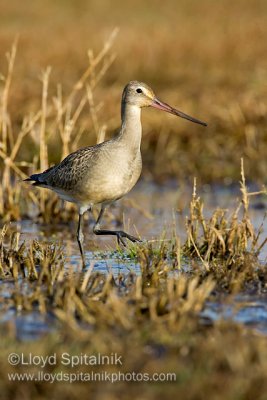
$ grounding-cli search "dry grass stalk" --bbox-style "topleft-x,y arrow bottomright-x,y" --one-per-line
184,160 -> 267,269
0,31 -> 117,222
0,38 -> 17,155
0,224 -> 216,331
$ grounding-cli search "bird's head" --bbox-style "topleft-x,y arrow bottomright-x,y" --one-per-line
122,81 -> 156,108
122,80 -> 207,127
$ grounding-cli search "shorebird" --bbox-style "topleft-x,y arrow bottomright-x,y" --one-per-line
25,81 -> 207,267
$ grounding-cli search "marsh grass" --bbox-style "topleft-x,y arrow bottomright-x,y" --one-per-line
1,1 -> 267,223
1,2 -> 267,397
0,31 -> 118,222
1,0 -> 267,192
0,213 -> 267,399
184,162 -> 266,260
0,160 -> 266,319
0,165 -> 266,399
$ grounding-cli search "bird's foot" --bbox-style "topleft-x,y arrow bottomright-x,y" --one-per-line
115,231 -> 142,247
93,228 -> 141,246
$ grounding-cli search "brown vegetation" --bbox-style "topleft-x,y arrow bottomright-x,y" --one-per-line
0,1 -> 267,399
1,0 -> 267,190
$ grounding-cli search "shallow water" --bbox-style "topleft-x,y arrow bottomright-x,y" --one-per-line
15,180 -> 267,261
1,181 -> 267,339
202,294 -> 267,335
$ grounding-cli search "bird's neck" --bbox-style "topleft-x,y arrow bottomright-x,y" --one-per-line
117,103 -> 142,152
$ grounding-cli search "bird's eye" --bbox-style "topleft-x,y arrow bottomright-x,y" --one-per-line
136,88 -> 143,94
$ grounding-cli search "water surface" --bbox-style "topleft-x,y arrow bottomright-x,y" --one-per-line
1,181 -> 267,339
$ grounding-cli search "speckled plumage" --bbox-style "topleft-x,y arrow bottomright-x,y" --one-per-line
28,134 -> 142,207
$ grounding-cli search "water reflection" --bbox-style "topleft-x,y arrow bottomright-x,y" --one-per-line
1,181 -> 266,340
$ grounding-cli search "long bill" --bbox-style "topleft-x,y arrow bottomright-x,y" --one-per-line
151,98 -> 207,127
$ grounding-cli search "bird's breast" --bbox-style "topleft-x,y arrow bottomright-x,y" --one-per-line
79,150 -> 142,204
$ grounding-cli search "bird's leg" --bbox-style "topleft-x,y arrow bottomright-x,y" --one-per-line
93,206 -> 141,246
77,212 -> 86,267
